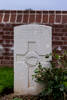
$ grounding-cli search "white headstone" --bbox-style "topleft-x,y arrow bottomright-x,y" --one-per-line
14,24 -> 52,95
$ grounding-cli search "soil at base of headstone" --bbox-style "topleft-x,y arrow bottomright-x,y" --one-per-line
0,94 -> 42,100
0,94 -> 67,100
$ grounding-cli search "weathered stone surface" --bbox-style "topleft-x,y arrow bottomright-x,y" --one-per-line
14,23 -> 52,95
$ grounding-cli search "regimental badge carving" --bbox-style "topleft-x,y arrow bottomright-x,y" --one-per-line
25,51 -> 39,67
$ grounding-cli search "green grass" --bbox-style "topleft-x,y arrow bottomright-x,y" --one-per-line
0,67 -> 14,94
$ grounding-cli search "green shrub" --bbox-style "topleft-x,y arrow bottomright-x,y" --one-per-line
33,50 -> 67,100
0,67 -> 14,94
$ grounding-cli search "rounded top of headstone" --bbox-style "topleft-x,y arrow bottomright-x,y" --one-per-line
14,23 -> 52,30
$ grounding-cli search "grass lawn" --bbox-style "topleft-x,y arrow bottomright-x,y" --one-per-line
0,67 -> 14,95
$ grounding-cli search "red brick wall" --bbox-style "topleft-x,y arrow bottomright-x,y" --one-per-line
0,10 -> 67,67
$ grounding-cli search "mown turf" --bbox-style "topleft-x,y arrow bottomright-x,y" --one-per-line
0,67 -> 14,94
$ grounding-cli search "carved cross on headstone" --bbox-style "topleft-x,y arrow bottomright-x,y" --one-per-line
26,41 -> 39,88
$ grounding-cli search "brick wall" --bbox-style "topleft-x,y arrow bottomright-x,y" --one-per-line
0,10 -> 67,67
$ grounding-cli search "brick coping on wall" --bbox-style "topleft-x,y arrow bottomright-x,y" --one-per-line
0,10 -> 67,25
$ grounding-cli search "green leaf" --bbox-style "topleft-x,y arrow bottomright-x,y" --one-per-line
55,54 -> 60,60
34,68 -> 39,73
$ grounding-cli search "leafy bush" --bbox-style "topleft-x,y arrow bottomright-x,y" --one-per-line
0,67 -> 14,95
33,50 -> 67,100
